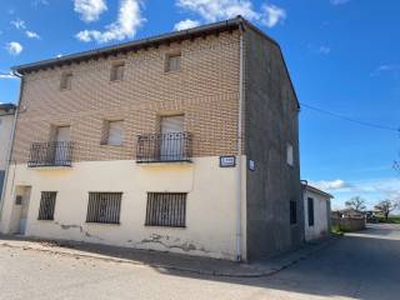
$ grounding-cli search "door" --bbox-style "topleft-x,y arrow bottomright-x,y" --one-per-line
160,115 -> 184,161
54,126 -> 70,164
11,186 -> 32,235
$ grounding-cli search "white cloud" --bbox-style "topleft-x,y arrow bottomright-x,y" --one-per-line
260,4 -> 286,28
176,0 -> 259,22
312,179 -> 352,191
32,0 -> 49,6
11,18 -> 41,40
330,0 -> 351,5
5,42 -> 23,55
174,19 -> 200,31
176,0 -> 286,28
318,46 -> 331,55
371,64 -> 400,77
11,18 -> 26,30
74,0 -> 108,23
76,0 -> 145,43
26,30 -> 41,39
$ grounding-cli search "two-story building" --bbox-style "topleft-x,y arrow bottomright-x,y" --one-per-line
0,103 -> 17,198
0,17 -> 303,261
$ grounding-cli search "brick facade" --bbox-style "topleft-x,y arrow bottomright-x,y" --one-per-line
12,31 -> 241,163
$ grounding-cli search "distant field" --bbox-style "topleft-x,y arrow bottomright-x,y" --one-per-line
378,216 -> 400,224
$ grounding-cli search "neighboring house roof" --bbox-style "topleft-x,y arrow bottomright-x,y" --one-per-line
0,103 -> 17,115
11,16 -> 300,109
302,183 -> 334,199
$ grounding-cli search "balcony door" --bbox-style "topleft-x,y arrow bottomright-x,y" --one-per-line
54,126 -> 70,164
160,115 -> 184,161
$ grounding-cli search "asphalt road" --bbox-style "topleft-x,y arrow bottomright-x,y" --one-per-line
1,224 -> 399,300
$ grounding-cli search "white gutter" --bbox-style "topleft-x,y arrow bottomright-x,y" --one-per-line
0,72 -> 23,226
235,24 -> 245,262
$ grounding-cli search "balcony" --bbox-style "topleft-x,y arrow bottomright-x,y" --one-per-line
136,132 -> 192,163
28,141 -> 74,168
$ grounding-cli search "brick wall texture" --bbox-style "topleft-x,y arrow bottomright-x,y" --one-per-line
12,31 -> 241,163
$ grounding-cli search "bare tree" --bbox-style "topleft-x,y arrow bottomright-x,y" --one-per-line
374,200 -> 399,220
345,196 -> 367,212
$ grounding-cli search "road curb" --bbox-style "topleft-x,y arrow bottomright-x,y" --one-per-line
0,236 -> 339,278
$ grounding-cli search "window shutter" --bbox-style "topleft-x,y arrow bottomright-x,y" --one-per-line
108,121 -> 123,145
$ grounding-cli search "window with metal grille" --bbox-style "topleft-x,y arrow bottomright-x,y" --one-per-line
145,193 -> 186,227
166,54 -> 181,72
86,192 -> 122,224
110,63 -> 125,81
290,200 -> 297,225
38,192 -> 57,220
60,73 -> 73,90
308,197 -> 315,226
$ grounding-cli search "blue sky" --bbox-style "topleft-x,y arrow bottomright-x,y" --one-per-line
0,0 -> 399,210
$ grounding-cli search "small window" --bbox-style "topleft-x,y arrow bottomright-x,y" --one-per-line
290,200 -> 297,225
86,192 -> 122,224
166,54 -> 181,72
308,197 -> 315,226
60,73 -> 73,90
287,143 -> 294,166
38,192 -> 57,220
145,193 -> 186,227
15,195 -> 23,205
102,120 -> 124,145
110,63 -> 125,81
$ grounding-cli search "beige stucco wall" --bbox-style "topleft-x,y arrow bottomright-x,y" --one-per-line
0,114 -> 14,170
303,189 -> 330,241
0,156 -> 247,260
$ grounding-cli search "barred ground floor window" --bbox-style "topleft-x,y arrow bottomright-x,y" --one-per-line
86,192 -> 122,224
145,193 -> 187,228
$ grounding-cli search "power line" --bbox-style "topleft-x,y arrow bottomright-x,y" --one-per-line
301,102 -> 400,133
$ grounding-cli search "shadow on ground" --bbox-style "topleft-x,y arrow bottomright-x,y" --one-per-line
2,224 -> 400,300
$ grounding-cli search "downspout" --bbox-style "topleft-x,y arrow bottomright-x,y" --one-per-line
235,22 -> 245,262
0,71 -> 23,226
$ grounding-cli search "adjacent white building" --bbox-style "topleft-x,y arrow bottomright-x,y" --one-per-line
0,104 -> 16,198
302,183 -> 333,241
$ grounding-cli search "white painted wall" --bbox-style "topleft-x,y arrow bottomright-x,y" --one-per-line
0,114 -> 14,170
0,156 -> 247,260
303,189 -> 330,241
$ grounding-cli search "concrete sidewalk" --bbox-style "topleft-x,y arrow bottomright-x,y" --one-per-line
0,235 -> 337,278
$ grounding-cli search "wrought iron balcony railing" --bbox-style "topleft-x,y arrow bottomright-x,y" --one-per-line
136,132 -> 192,163
28,141 -> 74,168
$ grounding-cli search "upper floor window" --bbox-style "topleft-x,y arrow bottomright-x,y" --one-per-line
166,53 -> 181,72
110,62 -> 125,81
102,120 -> 124,145
60,73 -> 73,90
287,143 -> 294,166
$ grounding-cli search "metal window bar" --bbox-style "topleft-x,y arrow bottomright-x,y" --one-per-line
86,192 -> 122,224
28,141 -> 74,167
145,193 -> 186,227
38,192 -> 57,220
136,132 -> 192,163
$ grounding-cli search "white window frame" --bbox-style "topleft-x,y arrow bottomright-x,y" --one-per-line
287,143 -> 294,166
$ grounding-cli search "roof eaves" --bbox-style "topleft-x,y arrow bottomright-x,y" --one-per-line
12,17 -> 243,74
